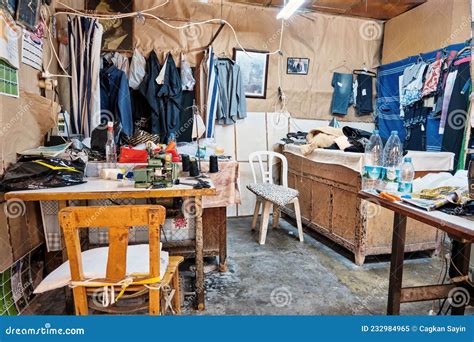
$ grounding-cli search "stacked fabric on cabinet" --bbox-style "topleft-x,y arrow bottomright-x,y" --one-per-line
376,42 -> 470,168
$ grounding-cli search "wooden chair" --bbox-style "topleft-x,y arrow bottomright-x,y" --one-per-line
247,151 -> 304,245
59,205 -> 183,315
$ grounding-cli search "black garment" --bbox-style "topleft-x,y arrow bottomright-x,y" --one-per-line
355,74 -> 373,115
177,90 -> 195,143
138,51 -> 164,138
403,103 -> 429,151
342,127 -> 387,153
441,60 -> 471,167
157,53 -> 182,143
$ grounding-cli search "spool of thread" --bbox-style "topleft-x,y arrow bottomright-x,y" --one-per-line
181,154 -> 190,172
189,160 -> 200,177
209,155 -> 219,173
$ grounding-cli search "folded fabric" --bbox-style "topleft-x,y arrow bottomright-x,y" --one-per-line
300,127 -> 343,155
34,244 -> 168,294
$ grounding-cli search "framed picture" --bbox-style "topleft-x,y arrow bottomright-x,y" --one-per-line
16,0 -> 40,31
233,48 -> 269,99
85,0 -> 134,51
0,0 -> 18,16
287,57 -> 310,75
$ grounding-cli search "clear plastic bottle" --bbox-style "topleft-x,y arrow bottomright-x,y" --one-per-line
105,121 -> 117,164
381,131 -> 403,192
362,130 -> 384,191
398,157 -> 415,194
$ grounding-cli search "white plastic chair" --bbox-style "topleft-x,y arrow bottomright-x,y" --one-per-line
247,151 -> 304,245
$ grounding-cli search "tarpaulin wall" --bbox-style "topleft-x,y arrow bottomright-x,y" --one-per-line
133,0 -> 383,122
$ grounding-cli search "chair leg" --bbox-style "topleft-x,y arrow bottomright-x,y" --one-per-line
259,201 -> 272,245
272,205 -> 280,229
72,287 -> 88,315
251,198 -> 262,230
293,198 -> 304,242
172,271 -> 181,314
149,288 -> 161,315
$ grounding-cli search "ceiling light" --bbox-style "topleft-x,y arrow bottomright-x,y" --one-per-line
276,0 -> 306,20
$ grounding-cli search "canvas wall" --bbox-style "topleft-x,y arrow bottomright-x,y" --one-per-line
382,0 -> 471,64
132,0 -> 383,122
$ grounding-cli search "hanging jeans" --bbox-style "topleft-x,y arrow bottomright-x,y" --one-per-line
331,72 -> 353,115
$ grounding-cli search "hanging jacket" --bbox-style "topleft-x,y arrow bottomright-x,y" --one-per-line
100,63 -> 133,136
215,58 -> 247,125
138,51 -> 165,137
157,53 -> 182,142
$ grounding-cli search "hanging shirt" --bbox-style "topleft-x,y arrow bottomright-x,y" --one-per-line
129,48 -> 146,90
215,58 -> 247,125
100,64 -> 133,136
400,62 -> 427,107
421,58 -> 443,97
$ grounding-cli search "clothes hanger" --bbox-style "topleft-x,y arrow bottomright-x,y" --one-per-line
353,63 -> 376,77
454,38 -> 473,58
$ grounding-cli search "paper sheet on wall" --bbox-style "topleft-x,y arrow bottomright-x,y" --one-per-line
0,10 -> 20,69
21,30 -> 44,70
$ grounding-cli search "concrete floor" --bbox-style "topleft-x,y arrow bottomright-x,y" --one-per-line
24,216 -> 471,316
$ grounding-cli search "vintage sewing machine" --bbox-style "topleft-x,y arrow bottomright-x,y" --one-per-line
133,153 -> 179,188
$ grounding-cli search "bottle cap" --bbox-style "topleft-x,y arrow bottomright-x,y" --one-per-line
373,130 -> 379,134
391,130 -> 398,135
404,157 -> 412,163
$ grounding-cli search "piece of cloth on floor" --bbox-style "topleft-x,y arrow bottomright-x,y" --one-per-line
331,72 -> 353,115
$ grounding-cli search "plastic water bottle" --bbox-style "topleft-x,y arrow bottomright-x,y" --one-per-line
105,121 -> 117,164
381,131 -> 403,191
398,157 -> 415,194
362,130 -> 383,191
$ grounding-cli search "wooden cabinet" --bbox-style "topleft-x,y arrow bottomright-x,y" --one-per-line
282,152 -> 441,265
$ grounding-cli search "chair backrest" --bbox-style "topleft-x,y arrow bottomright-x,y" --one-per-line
59,205 -> 166,283
248,151 -> 288,187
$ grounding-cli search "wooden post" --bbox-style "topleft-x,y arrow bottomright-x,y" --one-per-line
449,240 -> 471,315
194,196 -> 205,310
387,212 -> 407,315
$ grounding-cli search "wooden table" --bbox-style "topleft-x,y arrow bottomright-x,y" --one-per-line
359,191 -> 474,315
5,178 -> 216,311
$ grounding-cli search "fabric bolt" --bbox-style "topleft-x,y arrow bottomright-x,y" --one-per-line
355,73 -> 373,115
128,48 -> 146,90
100,63 -> 133,136
205,48 -> 219,138
215,58 -> 247,125
422,58 -> 443,97
156,53 -> 183,143
438,70 -> 458,135
441,59 -> 471,167
331,72 -> 353,115
400,62 -> 427,107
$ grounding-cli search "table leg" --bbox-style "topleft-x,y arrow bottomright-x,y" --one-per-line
58,200 -> 74,314
194,196 -> 205,310
387,212 -> 407,315
219,207 -> 228,273
449,240 -> 471,315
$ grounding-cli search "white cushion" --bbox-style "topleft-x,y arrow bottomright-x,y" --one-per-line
34,244 -> 169,294
247,183 -> 299,207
